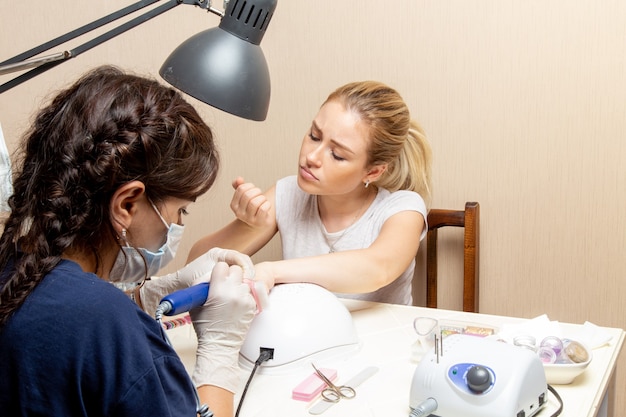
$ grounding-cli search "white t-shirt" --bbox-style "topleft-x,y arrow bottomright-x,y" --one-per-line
275,176 -> 427,305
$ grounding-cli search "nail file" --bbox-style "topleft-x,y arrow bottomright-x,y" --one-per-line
292,368 -> 338,401
308,366 -> 379,415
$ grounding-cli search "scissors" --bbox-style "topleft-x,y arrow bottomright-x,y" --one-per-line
312,364 -> 357,403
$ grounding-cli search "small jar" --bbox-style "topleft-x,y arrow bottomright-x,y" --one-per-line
513,335 -> 537,352
540,336 -> 564,357
563,340 -> 590,363
537,346 -> 557,363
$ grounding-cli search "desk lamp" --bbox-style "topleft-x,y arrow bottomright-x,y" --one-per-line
0,0 -> 277,121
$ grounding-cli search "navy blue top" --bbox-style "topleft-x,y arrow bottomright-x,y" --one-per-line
0,259 -> 198,416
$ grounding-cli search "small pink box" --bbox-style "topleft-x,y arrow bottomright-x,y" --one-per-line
292,368 -> 337,401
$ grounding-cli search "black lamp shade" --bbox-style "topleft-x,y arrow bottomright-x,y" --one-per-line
160,0 -> 277,121
0,0 -> 277,116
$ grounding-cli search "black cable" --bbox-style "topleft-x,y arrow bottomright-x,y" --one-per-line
547,384 -> 563,417
409,398 -> 438,416
235,348 -> 274,417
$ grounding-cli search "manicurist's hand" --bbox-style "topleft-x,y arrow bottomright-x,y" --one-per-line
139,247 -> 254,315
190,262 -> 256,394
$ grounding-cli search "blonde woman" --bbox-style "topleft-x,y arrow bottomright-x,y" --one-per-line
191,81 -> 432,305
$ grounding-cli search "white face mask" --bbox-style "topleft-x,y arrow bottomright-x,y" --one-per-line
109,199 -> 184,291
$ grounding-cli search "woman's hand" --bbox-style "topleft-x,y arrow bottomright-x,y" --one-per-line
230,177 -> 273,230
250,261 -> 276,293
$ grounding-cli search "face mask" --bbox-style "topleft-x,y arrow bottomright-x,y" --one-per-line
109,200 -> 184,291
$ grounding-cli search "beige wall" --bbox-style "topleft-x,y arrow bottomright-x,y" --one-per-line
1,0 -> 625,413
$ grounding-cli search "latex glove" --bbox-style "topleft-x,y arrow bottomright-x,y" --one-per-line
191,262 -> 255,393
138,247 -> 254,316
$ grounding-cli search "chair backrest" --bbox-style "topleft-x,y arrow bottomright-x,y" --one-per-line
425,202 -> 480,313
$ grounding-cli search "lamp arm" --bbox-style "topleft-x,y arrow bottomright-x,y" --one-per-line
0,0 -> 222,94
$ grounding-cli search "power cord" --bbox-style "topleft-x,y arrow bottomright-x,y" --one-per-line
409,398 -> 438,416
547,384 -> 563,417
235,347 -> 274,417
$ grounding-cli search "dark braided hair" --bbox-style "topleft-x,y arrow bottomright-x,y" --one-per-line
0,66 -> 219,328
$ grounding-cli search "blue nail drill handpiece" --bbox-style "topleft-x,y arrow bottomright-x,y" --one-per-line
159,282 -> 210,316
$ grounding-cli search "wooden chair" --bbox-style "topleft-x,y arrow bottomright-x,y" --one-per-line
425,202 -> 480,313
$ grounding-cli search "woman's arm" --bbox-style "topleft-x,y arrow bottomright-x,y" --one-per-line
187,180 -> 278,263
253,210 -> 424,293
197,385 -> 234,417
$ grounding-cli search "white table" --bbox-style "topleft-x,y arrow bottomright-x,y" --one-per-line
167,301 -> 624,417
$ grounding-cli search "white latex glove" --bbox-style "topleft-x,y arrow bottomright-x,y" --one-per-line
191,262 -> 255,393
138,247 -> 254,316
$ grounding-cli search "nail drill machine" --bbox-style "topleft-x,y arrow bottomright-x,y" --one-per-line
409,333 -> 548,417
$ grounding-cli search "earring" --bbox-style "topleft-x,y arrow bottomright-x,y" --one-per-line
364,180 -> 370,188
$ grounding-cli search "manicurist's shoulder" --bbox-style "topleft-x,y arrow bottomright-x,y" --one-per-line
53,259 -> 138,307
0,260 -> 195,417
29,259 -> 176,370
26,259 -> 149,330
